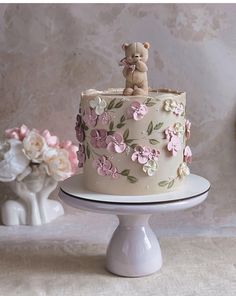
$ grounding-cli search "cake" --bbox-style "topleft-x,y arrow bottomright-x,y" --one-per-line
75,42 -> 192,195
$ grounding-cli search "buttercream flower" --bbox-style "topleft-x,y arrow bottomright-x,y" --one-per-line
148,148 -> 160,162
164,99 -> 177,112
60,140 -> 79,174
75,126 -> 85,143
92,155 -> 112,176
131,146 -> 150,164
43,148 -> 73,181
5,124 -> 29,141
126,101 -> 148,121
0,139 -> 30,182
77,144 -> 86,168
83,108 -> 98,127
167,135 -> 181,156
174,122 -> 185,137
90,129 -> 107,149
164,127 -> 175,141
107,166 -> 119,179
173,103 -> 184,116
89,96 -> 107,115
143,159 -> 158,176
98,112 -> 111,125
23,131 -> 47,163
185,119 -> 191,139
184,146 -> 192,163
42,130 -> 59,147
178,162 -> 190,179
106,132 -> 126,153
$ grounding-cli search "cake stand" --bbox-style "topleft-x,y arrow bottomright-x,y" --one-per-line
59,174 -> 210,277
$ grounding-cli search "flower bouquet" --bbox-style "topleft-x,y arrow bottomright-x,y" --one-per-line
0,125 -> 78,226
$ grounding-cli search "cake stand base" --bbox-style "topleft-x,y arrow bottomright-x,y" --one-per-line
59,174 -> 210,277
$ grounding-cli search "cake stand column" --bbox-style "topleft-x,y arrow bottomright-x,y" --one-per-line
106,214 -> 162,277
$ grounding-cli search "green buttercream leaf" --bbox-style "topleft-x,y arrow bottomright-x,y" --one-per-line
86,145 -> 90,159
117,123 -> 125,129
120,115 -> 126,122
167,179 -> 175,189
109,121 -> 114,131
158,181 -> 169,187
120,169 -> 130,176
130,143 -> 138,149
115,101 -> 124,108
147,121 -> 153,135
107,98 -> 116,110
154,122 -> 164,130
127,176 -> 138,183
149,139 -> 159,145
123,129 -> 129,140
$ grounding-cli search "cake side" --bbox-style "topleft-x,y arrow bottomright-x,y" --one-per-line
76,88 -> 191,195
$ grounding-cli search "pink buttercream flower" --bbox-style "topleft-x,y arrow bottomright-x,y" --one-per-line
42,129 -> 59,147
98,112 -> 111,125
164,127 -> 176,141
167,135 -> 181,156
107,166 -> 119,179
106,132 -> 126,153
90,129 -> 107,149
83,108 -> 98,127
5,124 -> 29,141
173,103 -> 184,116
131,145 -> 151,164
60,140 -> 79,173
185,119 -> 191,139
77,144 -> 86,168
184,145 -> 192,163
126,101 -> 148,121
148,148 -> 160,162
92,155 -> 112,176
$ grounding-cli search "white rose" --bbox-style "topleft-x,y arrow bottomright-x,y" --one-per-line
43,148 -> 72,181
0,139 -> 30,182
143,160 -> 158,176
89,96 -> 107,115
23,131 -> 47,163
178,162 -> 190,179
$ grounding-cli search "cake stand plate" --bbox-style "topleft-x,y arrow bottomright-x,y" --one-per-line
59,174 -> 210,277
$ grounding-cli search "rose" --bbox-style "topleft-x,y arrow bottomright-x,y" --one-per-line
23,131 -> 47,163
0,139 -> 30,182
43,148 -> 73,181
5,124 -> 29,141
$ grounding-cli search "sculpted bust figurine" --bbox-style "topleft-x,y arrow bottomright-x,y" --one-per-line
120,42 -> 150,96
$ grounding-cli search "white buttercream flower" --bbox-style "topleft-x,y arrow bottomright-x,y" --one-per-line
174,122 -> 185,137
89,96 -> 107,115
43,148 -> 72,181
164,99 -> 177,112
0,139 -> 30,182
23,131 -> 47,163
143,160 -> 158,176
178,162 -> 190,179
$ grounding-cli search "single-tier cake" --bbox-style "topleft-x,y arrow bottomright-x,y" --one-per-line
75,88 -> 192,195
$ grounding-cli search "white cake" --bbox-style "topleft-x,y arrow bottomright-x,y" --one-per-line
75,88 -> 192,195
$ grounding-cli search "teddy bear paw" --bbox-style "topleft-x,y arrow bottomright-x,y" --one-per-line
123,88 -> 134,96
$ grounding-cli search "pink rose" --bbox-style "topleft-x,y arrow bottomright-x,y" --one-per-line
90,129 -> 107,149
83,108 -> 98,127
167,135 -> 181,156
42,129 -> 59,147
60,140 -> 79,173
77,144 -> 86,168
126,101 -> 148,121
92,156 -> 112,176
5,124 -> 29,141
98,112 -> 111,125
164,127 -> 175,141
184,145 -> 192,163
185,119 -> 191,139
131,146 -> 151,164
106,132 -> 126,153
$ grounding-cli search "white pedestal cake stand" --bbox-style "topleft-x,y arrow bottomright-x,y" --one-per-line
59,174 -> 210,277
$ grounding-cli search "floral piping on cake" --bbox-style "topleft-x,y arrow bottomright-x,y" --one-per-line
158,162 -> 190,189
184,145 -> 192,163
164,122 -> 185,156
164,99 -> 185,116
126,101 -> 148,121
89,96 -> 107,115
185,119 -> 191,139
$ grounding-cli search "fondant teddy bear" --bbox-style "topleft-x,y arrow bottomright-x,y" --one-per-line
120,42 -> 150,96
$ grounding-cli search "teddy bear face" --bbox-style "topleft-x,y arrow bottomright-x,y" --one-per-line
122,42 -> 150,65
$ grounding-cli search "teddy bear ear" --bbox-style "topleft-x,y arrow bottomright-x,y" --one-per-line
143,42 -> 150,49
122,43 -> 129,50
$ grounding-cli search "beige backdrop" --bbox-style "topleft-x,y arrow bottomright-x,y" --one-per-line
0,4 -> 236,236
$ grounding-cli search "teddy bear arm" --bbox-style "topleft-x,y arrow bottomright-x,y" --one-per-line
135,61 -> 148,72
122,67 -> 128,78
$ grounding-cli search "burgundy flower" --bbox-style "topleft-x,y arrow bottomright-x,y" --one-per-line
106,132 -> 126,153
98,112 -> 111,125
77,144 -> 86,168
83,108 -> 98,127
90,129 -> 107,149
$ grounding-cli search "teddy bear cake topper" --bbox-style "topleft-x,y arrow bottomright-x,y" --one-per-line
119,42 -> 150,96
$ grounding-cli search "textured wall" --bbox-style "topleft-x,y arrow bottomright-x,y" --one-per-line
0,4 -> 236,235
